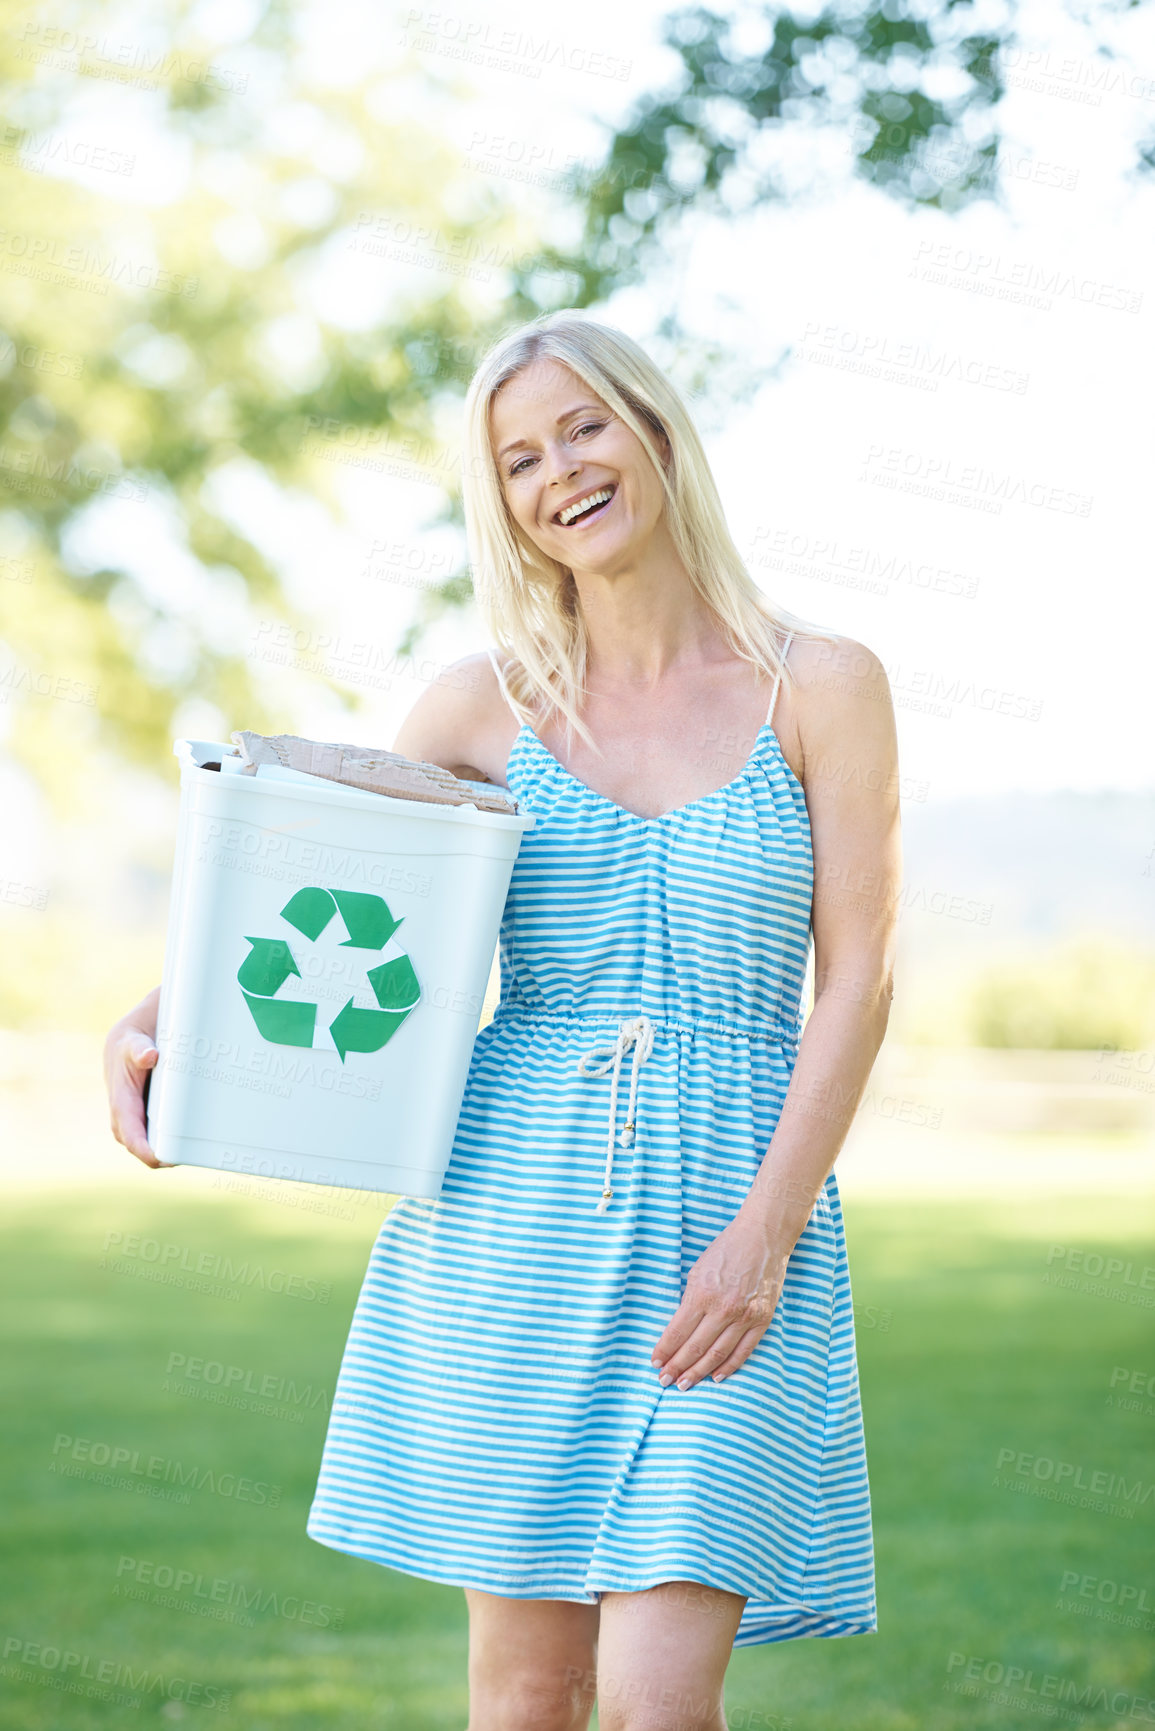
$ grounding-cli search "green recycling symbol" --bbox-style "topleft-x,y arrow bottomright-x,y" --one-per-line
237,887 -> 420,1062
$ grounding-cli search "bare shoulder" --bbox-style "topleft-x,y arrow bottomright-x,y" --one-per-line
782,632 -> 897,790
390,649 -> 520,787
787,631 -> 890,702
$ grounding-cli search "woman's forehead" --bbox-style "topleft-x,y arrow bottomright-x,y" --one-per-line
491,361 -> 600,420
488,364 -> 608,453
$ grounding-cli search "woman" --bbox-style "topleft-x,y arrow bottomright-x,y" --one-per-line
106,311 -> 901,1731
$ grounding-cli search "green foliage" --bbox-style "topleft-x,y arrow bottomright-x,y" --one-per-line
518,1 -> 1004,304
0,7 -> 553,802
967,938 -> 1155,1051
519,0 -> 1154,306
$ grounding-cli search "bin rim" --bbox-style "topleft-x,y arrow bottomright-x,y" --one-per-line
173,737 -> 535,832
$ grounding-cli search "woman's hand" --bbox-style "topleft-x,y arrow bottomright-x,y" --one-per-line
103,986 -> 169,1169
650,1210 -> 790,1391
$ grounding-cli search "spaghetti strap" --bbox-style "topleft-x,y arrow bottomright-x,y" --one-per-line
487,646 -> 520,720
766,630 -> 795,726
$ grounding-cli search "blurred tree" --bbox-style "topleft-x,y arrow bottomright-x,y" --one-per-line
0,0 -> 552,806
512,0 -> 1154,306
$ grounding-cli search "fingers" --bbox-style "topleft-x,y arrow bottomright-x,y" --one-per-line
702,1325 -> 764,1384
655,1317 -> 763,1391
107,1034 -> 169,1169
650,1299 -> 707,1373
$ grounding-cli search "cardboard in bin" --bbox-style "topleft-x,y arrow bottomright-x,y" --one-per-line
146,738 -> 535,1195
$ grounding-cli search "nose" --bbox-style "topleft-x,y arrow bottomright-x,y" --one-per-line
544,440 -> 581,491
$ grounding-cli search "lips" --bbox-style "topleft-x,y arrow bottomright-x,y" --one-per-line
553,484 -> 616,527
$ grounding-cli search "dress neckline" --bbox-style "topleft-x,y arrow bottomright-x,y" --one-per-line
515,719 -> 804,825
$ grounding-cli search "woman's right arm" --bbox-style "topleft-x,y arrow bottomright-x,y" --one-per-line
104,985 -> 167,1168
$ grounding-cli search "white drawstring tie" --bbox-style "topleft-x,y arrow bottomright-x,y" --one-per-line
575,1016 -> 655,1213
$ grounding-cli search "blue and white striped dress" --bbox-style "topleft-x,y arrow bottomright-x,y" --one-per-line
306,640 -> 877,1648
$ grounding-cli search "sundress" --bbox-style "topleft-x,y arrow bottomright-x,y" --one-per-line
306,634 -> 877,1647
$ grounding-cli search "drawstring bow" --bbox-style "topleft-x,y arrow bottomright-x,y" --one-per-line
575,1016 -> 655,1213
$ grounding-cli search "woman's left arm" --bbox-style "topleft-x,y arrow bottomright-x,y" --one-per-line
651,637 -> 902,1391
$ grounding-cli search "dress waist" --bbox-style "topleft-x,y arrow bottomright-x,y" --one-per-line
485,1007 -> 801,1215
490,1006 -> 801,1046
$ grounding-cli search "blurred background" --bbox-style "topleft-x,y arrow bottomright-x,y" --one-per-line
1,0 -> 1152,1724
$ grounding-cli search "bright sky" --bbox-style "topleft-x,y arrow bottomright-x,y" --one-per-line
8,0 -> 1154,808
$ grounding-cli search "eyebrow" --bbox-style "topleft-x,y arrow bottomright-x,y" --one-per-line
496,403 -> 605,461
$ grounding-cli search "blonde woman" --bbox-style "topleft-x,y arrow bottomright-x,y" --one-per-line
105,312 -> 901,1730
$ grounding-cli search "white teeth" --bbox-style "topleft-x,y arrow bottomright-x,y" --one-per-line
557,487 -> 613,526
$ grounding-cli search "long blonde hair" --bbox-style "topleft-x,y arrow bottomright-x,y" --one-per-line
462,310 -> 838,750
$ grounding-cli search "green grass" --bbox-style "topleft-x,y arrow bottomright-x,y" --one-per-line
0,1183 -> 1151,1729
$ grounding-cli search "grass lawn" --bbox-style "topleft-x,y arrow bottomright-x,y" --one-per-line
0,1179 -> 1151,1729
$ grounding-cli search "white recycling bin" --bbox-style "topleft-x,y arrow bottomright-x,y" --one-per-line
145,738 -> 535,1196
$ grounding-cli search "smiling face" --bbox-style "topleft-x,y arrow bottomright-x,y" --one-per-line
489,357 -> 670,573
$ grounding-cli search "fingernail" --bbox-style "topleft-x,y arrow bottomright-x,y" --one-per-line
658,1373 -> 673,1387
712,1373 -> 726,1383
676,1375 -> 692,1391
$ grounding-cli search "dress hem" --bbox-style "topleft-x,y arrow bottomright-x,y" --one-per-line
306,1521 -> 877,1649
